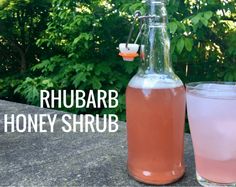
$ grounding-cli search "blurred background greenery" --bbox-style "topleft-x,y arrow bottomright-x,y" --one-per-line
0,0 -> 235,121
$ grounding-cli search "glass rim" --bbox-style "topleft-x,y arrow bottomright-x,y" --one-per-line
186,81 -> 236,92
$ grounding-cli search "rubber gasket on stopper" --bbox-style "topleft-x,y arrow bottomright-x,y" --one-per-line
119,52 -> 139,61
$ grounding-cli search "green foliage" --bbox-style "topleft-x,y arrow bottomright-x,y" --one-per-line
0,77 -> 22,101
0,0 -> 236,122
23,0 -> 138,120
14,77 -> 55,105
164,0 -> 236,83
0,0 -> 51,74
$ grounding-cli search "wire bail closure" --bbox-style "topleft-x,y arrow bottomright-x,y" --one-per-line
126,11 -> 160,49
119,10 -> 158,62
126,11 -> 143,49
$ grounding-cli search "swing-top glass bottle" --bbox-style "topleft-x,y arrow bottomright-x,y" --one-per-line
126,0 -> 186,184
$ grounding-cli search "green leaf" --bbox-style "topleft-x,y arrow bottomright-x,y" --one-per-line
177,22 -> 186,31
168,22 -> 178,34
185,38 -> 193,52
204,11 -> 213,20
224,72 -> 234,81
72,36 -> 81,45
95,63 -> 112,75
171,37 -> 178,54
73,73 -> 87,88
200,17 -> 208,26
87,64 -> 94,71
72,33 -> 92,46
191,14 -> 201,24
91,77 -> 102,89
124,63 -> 137,74
177,38 -> 185,54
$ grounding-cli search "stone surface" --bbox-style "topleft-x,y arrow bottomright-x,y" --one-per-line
0,100 -> 200,186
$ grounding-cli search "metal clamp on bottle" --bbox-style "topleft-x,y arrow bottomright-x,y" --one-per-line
118,11 -> 145,62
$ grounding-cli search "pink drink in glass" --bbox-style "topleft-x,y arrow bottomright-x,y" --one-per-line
187,83 -> 236,186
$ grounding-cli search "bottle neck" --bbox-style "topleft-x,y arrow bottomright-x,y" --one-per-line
139,1 -> 173,75
148,0 -> 167,25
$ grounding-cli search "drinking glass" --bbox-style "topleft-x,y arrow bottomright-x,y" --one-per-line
186,82 -> 236,186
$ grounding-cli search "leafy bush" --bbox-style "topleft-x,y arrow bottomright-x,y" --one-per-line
14,77 -> 55,105
0,0 -> 235,122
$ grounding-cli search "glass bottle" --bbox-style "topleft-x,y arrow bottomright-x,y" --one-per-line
126,0 -> 186,185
